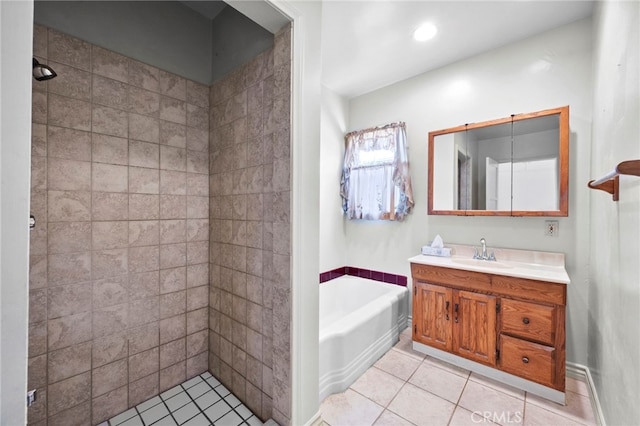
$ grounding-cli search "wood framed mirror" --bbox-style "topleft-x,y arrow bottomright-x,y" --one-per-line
428,106 -> 569,216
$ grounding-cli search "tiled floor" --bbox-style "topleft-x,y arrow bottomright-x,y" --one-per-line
320,329 -> 597,426
103,372 -> 264,426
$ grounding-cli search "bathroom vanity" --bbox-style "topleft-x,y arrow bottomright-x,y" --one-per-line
409,244 -> 570,404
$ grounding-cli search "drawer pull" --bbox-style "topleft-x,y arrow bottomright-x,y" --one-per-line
522,356 -> 529,364
522,317 -> 530,325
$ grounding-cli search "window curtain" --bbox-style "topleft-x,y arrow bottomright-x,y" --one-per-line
340,122 -> 415,220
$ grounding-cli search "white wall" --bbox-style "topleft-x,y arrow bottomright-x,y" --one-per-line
319,87 -> 348,272
0,1 -> 33,424
344,19 -> 593,365
588,1 -> 639,424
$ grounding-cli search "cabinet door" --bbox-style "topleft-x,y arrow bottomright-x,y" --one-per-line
453,290 -> 497,365
413,282 -> 452,351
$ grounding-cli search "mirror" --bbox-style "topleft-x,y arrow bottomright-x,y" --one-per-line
428,106 -> 569,216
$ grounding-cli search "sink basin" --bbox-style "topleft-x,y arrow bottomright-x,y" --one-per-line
451,258 -> 514,269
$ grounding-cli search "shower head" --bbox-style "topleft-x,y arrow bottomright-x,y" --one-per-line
32,58 -> 57,81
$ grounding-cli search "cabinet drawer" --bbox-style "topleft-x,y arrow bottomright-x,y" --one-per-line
501,299 -> 555,345
499,335 -> 555,388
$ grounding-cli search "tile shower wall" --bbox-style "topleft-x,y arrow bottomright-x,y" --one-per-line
28,25 -> 210,425
208,26 -> 292,425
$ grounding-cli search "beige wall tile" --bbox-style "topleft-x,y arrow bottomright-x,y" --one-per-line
187,262 -> 208,288
160,291 -> 186,319
129,60 -> 160,92
32,90 -> 48,124
28,354 -> 47,390
92,221 -> 128,250
129,296 -> 159,328
187,219 -> 208,242
48,29 -> 91,71
47,93 -> 91,130
186,351 -> 208,378
31,155 -> 47,191
32,122 -> 47,157
129,270 -> 160,300
160,220 -> 186,244
129,194 -> 160,220
187,149 -> 209,174
128,372 -> 159,407
30,255 -> 48,290
128,245 -> 159,272
29,321 -> 48,357
128,322 -> 159,355
186,329 -> 207,358
187,127 -> 209,152
48,401 -> 91,426
47,311 -> 92,351
160,243 -> 187,269
27,387 -> 47,423
129,220 -> 160,247
129,347 -> 159,382
48,222 -> 91,254
48,252 -> 91,285
93,163 -> 128,193
93,75 -> 128,109
160,361 -> 186,393
187,285 -> 208,312
160,267 -> 186,294
33,25 -> 48,58
187,81 -> 209,108
159,313 -> 186,345
92,358 -> 128,397
129,166 -> 160,194
93,105 -> 128,138
47,126 -> 91,161
92,386 -> 128,425
129,140 -> 160,169
160,146 -> 187,172
188,196 -> 210,219
160,170 -> 187,195
29,288 -> 47,324
130,113 -> 160,143
159,71 -> 186,101
187,173 -> 209,196
92,192 -> 128,221
160,96 -> 186,124
92,248 -> 128,279
93,303 -> 128,338
160,120 -> 187,148
187,241 -> 209,265
129,86 -> 160,117
48,158 -> 90,191
160,195 -> 187,219
92,45 -> 129,83
48,283 -> 91,319
160,338 -> 186,369
187,308 -> 208,335
187,104 -> 208,130
92,332 -> 128,368
92,134 -> 128,165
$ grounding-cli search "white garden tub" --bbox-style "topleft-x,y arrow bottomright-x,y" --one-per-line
319,275 -> 409,402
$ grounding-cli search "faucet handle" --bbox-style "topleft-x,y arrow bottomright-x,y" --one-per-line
488,251 -> 496,261
473,248 -> 480,259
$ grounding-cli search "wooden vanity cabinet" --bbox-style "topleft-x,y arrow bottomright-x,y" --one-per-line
411,263 -> 566,392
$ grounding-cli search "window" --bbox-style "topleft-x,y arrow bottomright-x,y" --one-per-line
340,122 -> 414,220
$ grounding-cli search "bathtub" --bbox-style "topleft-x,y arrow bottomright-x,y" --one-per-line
319,275 -> 409,402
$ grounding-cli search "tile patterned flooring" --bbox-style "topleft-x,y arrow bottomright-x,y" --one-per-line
103,372 -> 264,426
320,329 -> 597,426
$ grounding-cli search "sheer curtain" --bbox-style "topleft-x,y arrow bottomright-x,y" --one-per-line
340,122 -> 414,220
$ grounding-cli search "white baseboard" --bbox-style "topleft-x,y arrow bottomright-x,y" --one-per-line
303,410 -> 322,426
566,362 -> 606,426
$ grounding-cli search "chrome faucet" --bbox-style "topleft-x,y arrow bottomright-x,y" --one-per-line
473,238 -> 496,261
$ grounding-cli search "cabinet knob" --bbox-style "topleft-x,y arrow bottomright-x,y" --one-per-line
522,317 -> 530,325
522,356 -> 529,364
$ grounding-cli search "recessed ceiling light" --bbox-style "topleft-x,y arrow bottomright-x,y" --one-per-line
414,23 -> 437,42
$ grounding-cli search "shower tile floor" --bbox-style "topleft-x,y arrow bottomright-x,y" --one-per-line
103,372 -> 264,426
320,328 -> 597,426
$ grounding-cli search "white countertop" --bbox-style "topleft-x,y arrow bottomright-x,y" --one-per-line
408,244 -> 570,285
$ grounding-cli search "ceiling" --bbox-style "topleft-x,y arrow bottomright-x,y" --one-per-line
181,0 -> 227,20
321,1 -> 595,99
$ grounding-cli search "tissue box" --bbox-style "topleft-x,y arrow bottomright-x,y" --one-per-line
421,245 -> 452,257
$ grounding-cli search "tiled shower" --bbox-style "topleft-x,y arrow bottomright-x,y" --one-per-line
28,23 -> 291,426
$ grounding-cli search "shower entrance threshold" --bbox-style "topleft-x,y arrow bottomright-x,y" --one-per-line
102,372 -> 267,426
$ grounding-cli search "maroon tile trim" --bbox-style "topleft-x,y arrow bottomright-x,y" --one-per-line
319,266 -> 407,287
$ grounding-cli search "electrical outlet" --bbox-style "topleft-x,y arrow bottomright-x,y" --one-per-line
545,220 -> 559,237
